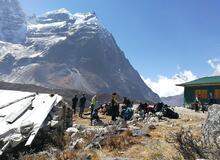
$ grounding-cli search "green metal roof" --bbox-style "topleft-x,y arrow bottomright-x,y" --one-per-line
177,76 -> 220,87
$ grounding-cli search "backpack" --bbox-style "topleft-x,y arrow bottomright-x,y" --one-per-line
162,107 -> 179,119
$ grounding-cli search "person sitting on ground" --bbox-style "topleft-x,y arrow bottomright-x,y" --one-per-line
105,102 -> 112,116
143,103 -> 148,113
145,104 -> 155,114
99,104 -> 107,115
136,102 -> 145,119
139,108 -> 145,119
91,108 -> 104,126
121,106 -> 134,121
91,108 -> 99,124
123,97 -> 132,108
138,103 -> 144,111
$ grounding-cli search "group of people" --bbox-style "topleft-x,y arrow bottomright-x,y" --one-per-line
71,93 -> 101,125
71,94 -> 87,117
193,96 -> 208,113
71,92 -> 134,125
193,92 -> 217,113
72,92 -> 183,125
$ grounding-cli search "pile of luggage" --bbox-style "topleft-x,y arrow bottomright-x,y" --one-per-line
99,102 -> 179,122
154,102 -> 179,119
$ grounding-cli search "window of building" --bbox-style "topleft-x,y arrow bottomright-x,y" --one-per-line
195,90 -> 208,99
214,89 -> 220,99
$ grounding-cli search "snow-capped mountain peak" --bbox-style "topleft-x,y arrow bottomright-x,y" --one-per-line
73,12 -> 100,27
40,8 -> 73,22
0,4 -> 161,102
44,8 -> 73,16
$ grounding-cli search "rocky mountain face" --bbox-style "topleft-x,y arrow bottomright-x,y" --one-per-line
0,81 -> 120,107
0,2 -> 160,102
0,0 -> 27,43
161,94 -> 184,106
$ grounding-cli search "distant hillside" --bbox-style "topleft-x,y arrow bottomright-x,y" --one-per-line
161,94 -> 184,107
0,81 -> 115,107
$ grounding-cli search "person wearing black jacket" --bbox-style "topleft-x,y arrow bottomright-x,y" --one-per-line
111,92 -> 118,121
79,94 -> 86,118
72,95 -> 78,114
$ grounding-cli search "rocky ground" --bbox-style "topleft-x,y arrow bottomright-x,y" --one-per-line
17,106 -> 211,160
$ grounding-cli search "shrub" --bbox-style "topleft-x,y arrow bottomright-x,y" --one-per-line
103,130 -> 140,151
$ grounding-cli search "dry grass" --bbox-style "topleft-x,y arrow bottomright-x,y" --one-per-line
20,149 -> 101,160
70,108 -> 206,160
55,150 -> 78,160
63,132 -> 72,148
120,141 -> 183,160
19,154 -> 49,160
73,113 -> 111,127
20,107 -> 209,160
149,131 -> 162,139
54,149 -> 101,160
103,130 -> 141,151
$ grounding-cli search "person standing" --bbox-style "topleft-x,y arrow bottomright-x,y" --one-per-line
111,92 -> 118,121
79,94 -> 86,118
208,92 -> 214,105
90,95 -> 97,125
194,95 -> 201,112
72,95 -> 78,114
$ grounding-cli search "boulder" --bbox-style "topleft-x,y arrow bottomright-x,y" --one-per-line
66,127 -> 79,134
203,104 -> 220,149
69,138 -> 84,149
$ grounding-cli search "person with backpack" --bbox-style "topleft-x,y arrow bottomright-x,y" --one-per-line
91,108 -> 99,125
79,94 -> 86,118
72,95 -> 78,114
121,106 -> 133,121
90,95 -> 97,125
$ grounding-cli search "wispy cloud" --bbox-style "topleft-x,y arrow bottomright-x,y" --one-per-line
142,70 -> 197,97
142,59 -> 220,98
208,58 -> 220,75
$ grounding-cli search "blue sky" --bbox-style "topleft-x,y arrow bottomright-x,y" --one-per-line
19,0 -> 220,96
